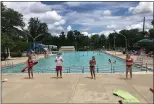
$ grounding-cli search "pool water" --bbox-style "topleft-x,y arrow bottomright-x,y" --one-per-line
2,51 -> 142,73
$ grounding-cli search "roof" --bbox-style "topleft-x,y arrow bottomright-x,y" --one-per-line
61,46 -> 75,48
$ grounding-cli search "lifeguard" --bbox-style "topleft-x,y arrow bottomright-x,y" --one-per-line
125,54 -> 133,79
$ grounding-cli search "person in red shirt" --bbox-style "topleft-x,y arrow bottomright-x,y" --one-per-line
125,54 -> 133,79
27,54 -> 34,79
89,56 -> 96,79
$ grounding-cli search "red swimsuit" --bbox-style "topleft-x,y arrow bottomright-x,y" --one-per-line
126,58 -> 133,67
28,59 -> 33,69
89,60 -> 96,71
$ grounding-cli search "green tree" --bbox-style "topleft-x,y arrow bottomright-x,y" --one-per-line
67,31 -> 75,46
1,2 -> 27,56
151,19 -> 154,27
59,31 -> 66,46
149,29 -> 154,39
27,17 -> 48,42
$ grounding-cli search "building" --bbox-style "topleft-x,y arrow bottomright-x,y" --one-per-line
59,46 -> 75,51
45,45 -> 57,51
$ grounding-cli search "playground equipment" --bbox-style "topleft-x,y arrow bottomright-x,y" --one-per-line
26,43 -> 48,54
27,43 -> 49,58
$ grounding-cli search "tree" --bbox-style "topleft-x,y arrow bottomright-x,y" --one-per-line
149,29 -> 154,39
67,31 -> 75,46
100,34 -> 107,48
1,2 -> 27,57
151,19 -> 154,27
42,33 -> 53,45
59,31 -> 66,46
1,2 -> 24,34
27,17 -> 48,42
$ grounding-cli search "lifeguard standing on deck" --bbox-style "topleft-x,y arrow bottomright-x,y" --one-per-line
55,53 -> 63,78
89,56 -> 96,79
125,54 -> 133,79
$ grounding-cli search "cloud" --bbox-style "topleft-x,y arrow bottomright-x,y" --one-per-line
64,9 -> 152,36
129,2 -> 153,14
64,2 -> 101,7
41,11 -> 62,21
81,32 -> 91,36
29,2 -> 52,13
56,26 -> 64,31
3,2 -> 153,37
106,25 -> 116,29
53,19 -> 66,26
3,2 -> 65,34
64,2 -> 81,7
103,10 -> 112,16
67,25 -> 72,31
126,22 -> 153,30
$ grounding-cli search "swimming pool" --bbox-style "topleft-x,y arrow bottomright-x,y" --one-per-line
2,51 -> 142,73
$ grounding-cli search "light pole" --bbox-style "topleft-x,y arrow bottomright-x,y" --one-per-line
114,30 -> 127,53
114,34 -> 116,50
107,39 -> 110,50
120,33 -> 127,52
101,38 -> 102,49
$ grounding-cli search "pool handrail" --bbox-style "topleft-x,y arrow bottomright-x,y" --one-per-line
2,63 -> 152,73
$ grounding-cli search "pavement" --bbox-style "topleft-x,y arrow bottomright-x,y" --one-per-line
2,73 -> 153,103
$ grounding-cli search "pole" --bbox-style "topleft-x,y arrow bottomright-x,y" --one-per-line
143,17 -> 145,33
114,30 -> 128,54
120,33 -> 127,53
33,39 -> 35,54
101,38 -> 102,49
107,39 -> 110,50
109,41 -> 110,50
125,37 -> 127,53
114,35 -> 115,50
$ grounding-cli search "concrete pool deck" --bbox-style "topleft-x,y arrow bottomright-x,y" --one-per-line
2,73 -> 153,103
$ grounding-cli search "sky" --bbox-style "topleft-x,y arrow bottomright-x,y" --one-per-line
3,1 -> 153,37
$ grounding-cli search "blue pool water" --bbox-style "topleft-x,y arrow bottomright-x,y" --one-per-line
2,51 -> 142,73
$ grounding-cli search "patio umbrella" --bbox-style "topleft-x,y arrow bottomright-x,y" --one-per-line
136,39 -> 154,47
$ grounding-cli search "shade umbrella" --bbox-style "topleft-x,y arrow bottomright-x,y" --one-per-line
136,39 -> 154,47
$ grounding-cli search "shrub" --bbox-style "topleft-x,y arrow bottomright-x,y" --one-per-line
10,52 -> 22,57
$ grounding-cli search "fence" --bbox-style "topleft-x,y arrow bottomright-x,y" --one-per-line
2,62 -> 152,74
1,60 -> 14,69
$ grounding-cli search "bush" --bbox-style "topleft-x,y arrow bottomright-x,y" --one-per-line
1,52 -> 8,61
10,52 -> 22,57
11,41 -> 30,53
78,48 -> 87,51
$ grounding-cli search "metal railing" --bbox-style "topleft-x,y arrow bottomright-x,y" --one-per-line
2,63 -> 153,74
1,60 -> 14,68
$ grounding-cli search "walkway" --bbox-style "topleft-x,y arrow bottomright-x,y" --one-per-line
2,73 -> 153,103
